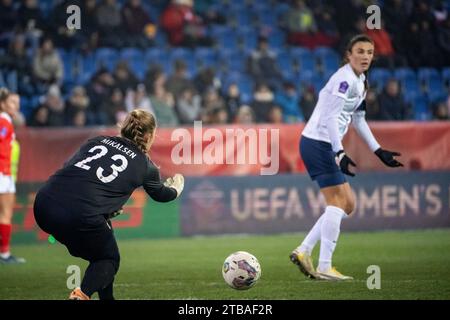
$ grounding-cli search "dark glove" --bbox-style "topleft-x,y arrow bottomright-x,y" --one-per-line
374,148 -> 403,167
335,150 -> 357,177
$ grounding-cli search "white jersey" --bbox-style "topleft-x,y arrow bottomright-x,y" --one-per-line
302,64 -> 366,148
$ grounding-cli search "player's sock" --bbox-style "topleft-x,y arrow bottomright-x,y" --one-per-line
318,206 -> 346,272
297,214 -> 325,255
0,223 -> 12,256
98,281 -> 115,300
81,260 -> 117,298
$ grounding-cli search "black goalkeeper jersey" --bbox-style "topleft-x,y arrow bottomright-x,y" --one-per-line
38,135 -> 177,217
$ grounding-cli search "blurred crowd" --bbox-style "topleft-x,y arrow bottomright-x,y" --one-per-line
0,0 -> 449,128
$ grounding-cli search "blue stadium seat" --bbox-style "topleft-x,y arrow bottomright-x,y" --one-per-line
394,67 -> 416,82
277,50 -> 295,72
77,53 -> 96,85
169,48 -> 195,63
95,48 -> 119,71
428,85 -> 448,104
39,0 -> 53,18
252,2 -> 270,12
145,48 -> 167,64
144,48 -> 171,74
215,29 -> 239,51
296,72 -> 323,93
280,69 -> 298,83
412,96 -> 432,121
442,67 -> 450,87
274,2 -> 291,19
322,69 -> 335,82
154,30 -> 168,47
236,78 -> 254,103
120,48 -> 144,62
257,9 -> 277,27
227,2 -> 248,11
120,48 -> 145,79
267,29 -> 286,49
369,68 -> 393,91
290,48 -> 315,72
402,77 -> 421,94
194,48 -> 217,68
219,51 -> 246,72
239,27 -> 258,51
427,76 -> 445,92
230,10 -> 254,26
418,68 -> 440,83
297,54 -> 315,73
313,47 -> 339,62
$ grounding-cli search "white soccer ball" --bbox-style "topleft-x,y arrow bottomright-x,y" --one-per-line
222,251 -> 261,290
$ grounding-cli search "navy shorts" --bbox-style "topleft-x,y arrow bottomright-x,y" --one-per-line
33,191 -> 120,264
300,135 -> 346,188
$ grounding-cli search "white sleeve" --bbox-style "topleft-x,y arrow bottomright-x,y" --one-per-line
324,94 -> 346,153
352,110 -> 381,152
331,74 -> 352,100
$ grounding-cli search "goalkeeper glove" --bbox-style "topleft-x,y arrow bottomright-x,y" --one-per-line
163,173 -> 185,198
335,150 -> 357,177
374,148 -> 403,167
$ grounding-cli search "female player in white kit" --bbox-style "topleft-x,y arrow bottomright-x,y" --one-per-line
290,34 -> 403,280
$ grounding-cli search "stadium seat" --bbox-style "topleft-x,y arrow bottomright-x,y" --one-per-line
369,68 -> 393,91
252,1 -> 270,12
95,48 -> 119,71
257,9 -> 277,27
229,9 -> 254,27
267,29 -> 286,49
418,68 -> 440,83
280,69 -> 299,83
169,48 -> 195,63
277,50 -> 295,73
236,77 -> 254,103
412,96 -> 432,121
145,48 -> 166,64
442,67 -> 450,87
274,2 -> 291,19
76,53 -> 96,85
428,85 -> 448,104
239,27 -> 258,51
297,54 -> 316,73
402,77 -> 421,94
153,30 -> 168,47
144,48 -> 170,74
215,29 -> 239,51
313,47 -> 339,62
219,51 -> 246,72
394,67 -> 416,82
194,48 -> 218,69
120,48 -> 145,80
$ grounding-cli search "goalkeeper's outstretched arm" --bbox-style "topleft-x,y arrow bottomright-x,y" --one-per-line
143,164 -> 184,202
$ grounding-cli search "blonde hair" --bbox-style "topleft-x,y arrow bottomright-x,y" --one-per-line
0,87 -> 11,104
120,109 -> 157,153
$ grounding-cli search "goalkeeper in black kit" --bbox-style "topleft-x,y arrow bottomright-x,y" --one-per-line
33,109 -> 184,300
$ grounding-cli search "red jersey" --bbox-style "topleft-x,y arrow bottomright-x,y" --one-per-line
0,112 -> 14,175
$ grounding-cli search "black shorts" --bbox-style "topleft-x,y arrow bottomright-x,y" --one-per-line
33,191 -> 120,264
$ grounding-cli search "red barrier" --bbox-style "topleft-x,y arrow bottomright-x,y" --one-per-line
15,122 -> 450,182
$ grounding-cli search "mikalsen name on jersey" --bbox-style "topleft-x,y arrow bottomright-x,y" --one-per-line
100,138 -> 137,159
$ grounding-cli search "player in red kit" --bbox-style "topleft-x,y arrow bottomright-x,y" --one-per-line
0,88 -> 25,264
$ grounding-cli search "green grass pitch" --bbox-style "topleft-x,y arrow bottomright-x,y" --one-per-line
1,229 -> 449,300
